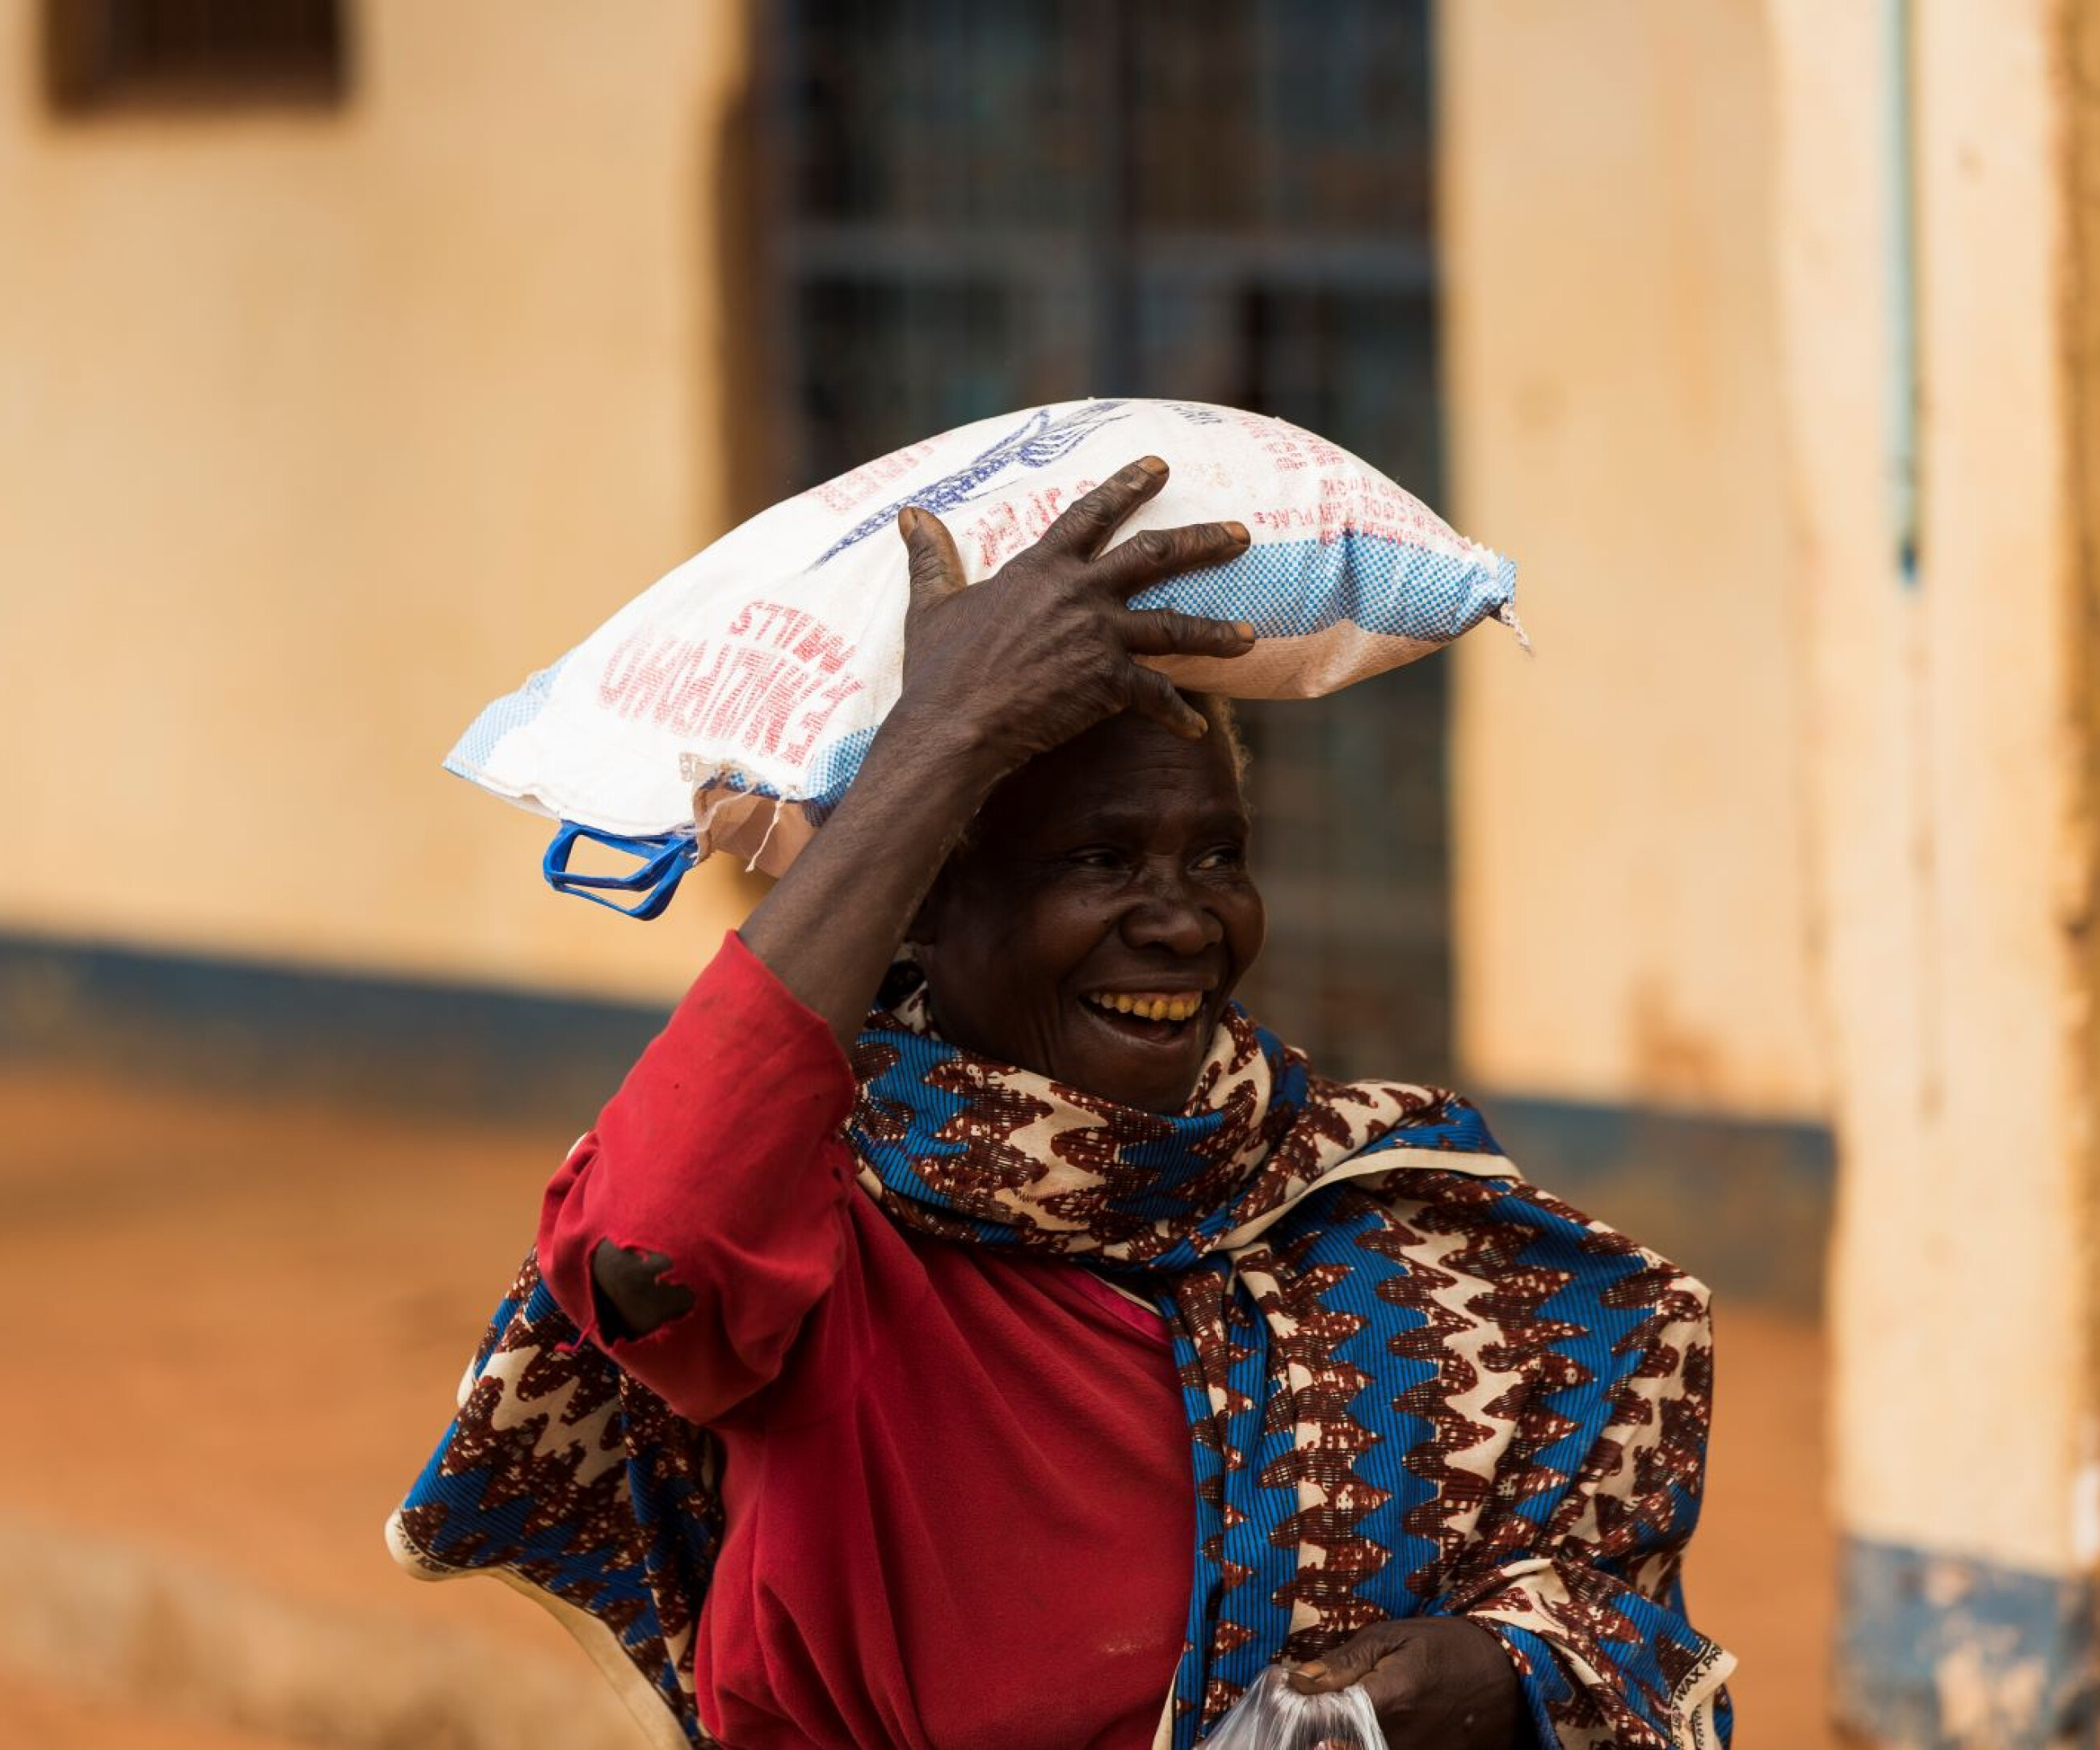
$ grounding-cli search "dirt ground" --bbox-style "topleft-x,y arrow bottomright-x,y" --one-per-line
1,1065 -> 1833,1748
0,1673 -> 310,1750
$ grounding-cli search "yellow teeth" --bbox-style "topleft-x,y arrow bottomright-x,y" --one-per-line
1090,993 -> 1203,1023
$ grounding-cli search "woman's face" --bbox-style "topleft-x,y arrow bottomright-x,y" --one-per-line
912,707 -> 1266,1114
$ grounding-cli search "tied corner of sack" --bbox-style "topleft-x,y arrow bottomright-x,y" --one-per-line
687,759 -> 812,876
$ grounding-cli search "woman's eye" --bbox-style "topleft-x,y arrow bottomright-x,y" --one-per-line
1195,845 -> 1247,871
1069,848 -> 1124,870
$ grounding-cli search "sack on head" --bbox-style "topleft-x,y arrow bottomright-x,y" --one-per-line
445,397 -> 1523,910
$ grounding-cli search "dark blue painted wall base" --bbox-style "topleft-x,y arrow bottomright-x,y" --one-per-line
0,930 -> 670,1134
1838,1537 -> 2100,1748
0,932 -> 1834,1309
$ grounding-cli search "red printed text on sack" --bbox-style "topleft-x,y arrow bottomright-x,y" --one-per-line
596,604 -> 865,762
958,480 -> 1098,573
1245,475 -> 1462,553
802,440 -> 943,516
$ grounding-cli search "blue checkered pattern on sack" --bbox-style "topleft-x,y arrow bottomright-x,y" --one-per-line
712,535 -> 1513,818
691,724 -> 879,816
1127,532 -> 1515,644
445,653 -> 573,778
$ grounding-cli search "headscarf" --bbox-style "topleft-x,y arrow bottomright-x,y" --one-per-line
392,982 -> 1735,1749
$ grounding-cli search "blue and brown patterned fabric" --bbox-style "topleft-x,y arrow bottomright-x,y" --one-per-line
393,981 -> 1735,1748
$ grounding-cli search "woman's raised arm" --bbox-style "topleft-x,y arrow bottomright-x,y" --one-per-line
738,453 -> 1254,1049
552,456 -> 1252,1416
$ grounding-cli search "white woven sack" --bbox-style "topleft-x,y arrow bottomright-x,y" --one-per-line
447,397 -> 1522,883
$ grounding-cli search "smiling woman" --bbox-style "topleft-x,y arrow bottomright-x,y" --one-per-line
395,460 -> 1734,1750
909,707 -> 1265,1117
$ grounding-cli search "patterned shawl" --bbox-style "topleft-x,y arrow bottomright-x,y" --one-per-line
390,981 -> 1736,1750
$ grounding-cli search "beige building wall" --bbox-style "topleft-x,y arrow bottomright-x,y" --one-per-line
0,0 -> 754,1006
1773,0 -> 2100,1625
1438,0 -> 1825,1121
5,0 -> 1837,1113
1758,0 -> 2100,1731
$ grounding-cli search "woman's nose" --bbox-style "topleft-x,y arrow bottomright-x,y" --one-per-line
1119,872 -> 1224,955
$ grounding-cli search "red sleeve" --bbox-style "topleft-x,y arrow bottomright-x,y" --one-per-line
536,930 -> 860,1425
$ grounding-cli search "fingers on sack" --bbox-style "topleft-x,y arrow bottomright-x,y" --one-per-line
1115,608 -> 1258,660
1093,519 -> 1250,595
897,505 -> 967,608
1125,664 -> 1209,741
1036,455 -> 1170,560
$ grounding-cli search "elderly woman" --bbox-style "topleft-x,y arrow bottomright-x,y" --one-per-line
394,458 -> 1734,1750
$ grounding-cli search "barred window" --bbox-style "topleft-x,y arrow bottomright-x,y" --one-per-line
758,0 -> 1448,1079
44,0 -> 348,112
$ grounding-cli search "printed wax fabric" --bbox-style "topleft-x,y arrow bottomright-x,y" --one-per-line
390,982 -> 1736,1749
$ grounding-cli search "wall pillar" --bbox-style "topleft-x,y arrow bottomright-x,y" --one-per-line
1770,0 -> 2100,1740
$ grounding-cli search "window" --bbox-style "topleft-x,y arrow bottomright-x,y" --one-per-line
44,0 -> 348,111
758,0 -> 1449,1079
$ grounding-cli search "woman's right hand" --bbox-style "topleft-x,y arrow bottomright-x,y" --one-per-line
889,454 -> 1254,780
741,452 -> 1253,1051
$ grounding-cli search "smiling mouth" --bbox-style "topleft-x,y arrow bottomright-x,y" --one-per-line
1080,988 -> 1209,1046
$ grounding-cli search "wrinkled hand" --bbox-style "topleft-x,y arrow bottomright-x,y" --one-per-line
892,455 -> 1253,778
1287,1618 -> 1529,1750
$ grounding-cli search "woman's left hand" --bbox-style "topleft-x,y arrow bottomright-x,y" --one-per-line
1285,1617 -> 1530,1750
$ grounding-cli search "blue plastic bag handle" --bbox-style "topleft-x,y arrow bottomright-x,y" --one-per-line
541,823 -> 696,920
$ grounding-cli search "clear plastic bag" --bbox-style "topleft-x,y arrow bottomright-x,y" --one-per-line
1200,1666 -> 1384,1748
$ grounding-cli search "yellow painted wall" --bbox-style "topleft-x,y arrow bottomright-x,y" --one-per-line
4,0 -> 1837,1120
1439,0 -> 1825,1120
0,0 -> 754,1005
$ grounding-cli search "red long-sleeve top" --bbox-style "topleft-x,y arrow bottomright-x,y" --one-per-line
537,933 -> 1194,1750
